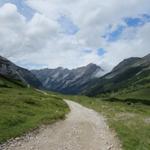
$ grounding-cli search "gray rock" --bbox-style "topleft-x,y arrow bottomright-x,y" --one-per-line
32,63 -> 104,94
0,55 -> 42,88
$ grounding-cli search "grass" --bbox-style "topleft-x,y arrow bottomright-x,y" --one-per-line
0,75 -> 150,149
85,68 -> 150,97
115,88 -> 150,101
62,95 -> 150,150
0,78 -> 69,144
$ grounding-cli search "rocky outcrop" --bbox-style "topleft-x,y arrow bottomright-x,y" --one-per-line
0,56 -> 42,88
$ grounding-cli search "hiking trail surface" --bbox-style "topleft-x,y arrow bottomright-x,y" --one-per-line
2,100 -> 121,150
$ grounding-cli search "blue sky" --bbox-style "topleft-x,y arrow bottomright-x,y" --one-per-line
0,0 -> 150,70
104,25 -> 125,42
104,14 -> 150,42
0,0 -> 35,20
58,15 -> 79,35
0,0 -> 79,35
125,14 -> 150,27
97,48 -> 106,56
1,0 -> 149,41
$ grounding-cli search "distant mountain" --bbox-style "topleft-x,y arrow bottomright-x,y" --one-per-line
32,63 -> 104,94
2,53 -> 149,97
0,56 -> 42,88
84,54 -> 150,96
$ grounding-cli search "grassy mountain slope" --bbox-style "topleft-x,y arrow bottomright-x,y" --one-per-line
84,54 -> 150,98
96,69 -> 150,105
0,75 -> 26,88
0,78 -> 69,144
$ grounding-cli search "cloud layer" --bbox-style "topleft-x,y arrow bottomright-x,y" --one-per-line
0,0 -> 150,71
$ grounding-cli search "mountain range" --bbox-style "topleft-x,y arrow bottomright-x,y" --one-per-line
0,54 -> 149,97
32,63 -> 104,94
0,56 -> 42,88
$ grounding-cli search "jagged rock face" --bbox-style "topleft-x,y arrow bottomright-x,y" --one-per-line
32,63 -> 104,94
84,54 -> 150,96
0,56 -> 42,88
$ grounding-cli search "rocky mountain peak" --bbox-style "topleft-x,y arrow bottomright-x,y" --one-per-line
32,63 -> 104,94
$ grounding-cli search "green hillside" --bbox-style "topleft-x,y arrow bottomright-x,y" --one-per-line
0,77 -> 69,144
0,75 -> 26,88
84,55 -> 150,97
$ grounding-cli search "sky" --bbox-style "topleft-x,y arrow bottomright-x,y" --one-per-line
0,0 -> 150,72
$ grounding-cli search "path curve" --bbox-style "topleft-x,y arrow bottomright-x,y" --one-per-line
3,100 -> 121,150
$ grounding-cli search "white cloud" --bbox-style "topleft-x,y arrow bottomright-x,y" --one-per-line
0,3 -> 26,56
100,23 -> 150,71
0,3 -> 59,58
0,1 -> 150,71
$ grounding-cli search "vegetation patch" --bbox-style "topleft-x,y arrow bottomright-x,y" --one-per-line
0,80 -> 69,144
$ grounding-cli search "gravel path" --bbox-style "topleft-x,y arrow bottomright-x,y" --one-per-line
2,100 -> 121,150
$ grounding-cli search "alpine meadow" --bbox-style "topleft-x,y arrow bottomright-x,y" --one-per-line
0,0 -> 150,150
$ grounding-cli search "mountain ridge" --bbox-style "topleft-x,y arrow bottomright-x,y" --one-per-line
1,53 -> 149,96
32,63 -> 104,94
0,55 -> 42,88
84,53 -> 150,96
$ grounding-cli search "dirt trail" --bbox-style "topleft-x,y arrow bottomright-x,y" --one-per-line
3,100 -> 121,150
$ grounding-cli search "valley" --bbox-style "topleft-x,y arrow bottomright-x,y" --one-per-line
0,1 -> 150,149
32,63 -> 104,94
0,54 -> 150,150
